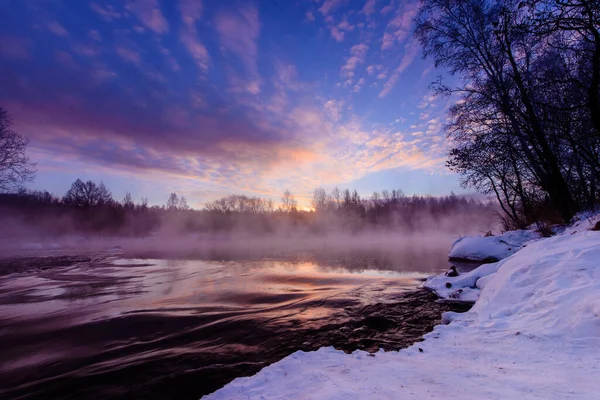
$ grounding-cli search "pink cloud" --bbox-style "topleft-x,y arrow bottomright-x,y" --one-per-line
180,0 -> 203,27
353,77 -> 365,92
89,30 -> 102,41
71,43 -> 99,57
89,3 -> 123,21
381,1 -> 419,50
157,44 -> 181,71
338,19 -> 354,31
48,21 -> 69,36
91,63 -> 117,81
180,31 -> 210,72
380,5 -> 394,15
0,36 -> 32,60
379,40 -> 419,97
319,0 -> 344,16
54,50 -> 78,69
362,0 -> 377,15
178,0 -> 210,72
341,43 -> 369,81
330,26 -> 345,42
116,47 -> 141,65
125,0 -> 169,34
215,4 -> 261,92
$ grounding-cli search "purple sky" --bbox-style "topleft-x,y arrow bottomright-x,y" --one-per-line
0,0 -> 463,207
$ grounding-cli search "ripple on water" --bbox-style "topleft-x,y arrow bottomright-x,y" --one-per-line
0,253 -> 465,400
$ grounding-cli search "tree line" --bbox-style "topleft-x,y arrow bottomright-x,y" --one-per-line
0,180 -> 495,236
415,0 -> 600,228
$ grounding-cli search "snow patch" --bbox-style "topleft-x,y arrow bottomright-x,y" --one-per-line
422,260 -> 504,303
448,230 -> 540,262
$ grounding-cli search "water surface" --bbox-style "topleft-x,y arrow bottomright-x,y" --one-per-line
0,247 -> 467,399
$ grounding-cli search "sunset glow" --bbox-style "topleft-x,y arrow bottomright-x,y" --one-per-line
0,0 -> 461,206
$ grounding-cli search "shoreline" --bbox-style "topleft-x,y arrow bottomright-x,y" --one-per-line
204,214 -> 600,400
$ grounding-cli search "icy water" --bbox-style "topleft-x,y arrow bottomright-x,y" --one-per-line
0,248 -> 473,399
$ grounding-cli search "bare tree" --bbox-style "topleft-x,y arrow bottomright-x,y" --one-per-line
331,187 -> 342,209
281,189 -> 298,212
312,187 -> 328,211
166,192 -> 179,211
414,0 -> 600,223
137,197 -> 149,211
122,192 -> 134,210
205,194 -> 273,214
178,196 -> 190,211
0,107 -> 36,192
63,179 -> 113,207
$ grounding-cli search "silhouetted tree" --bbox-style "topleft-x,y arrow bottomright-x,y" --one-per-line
415,0 -> 600,224
312,187 -> 328,211
178,196 -> 190,211
122,192 -> 134,210
166,192 -> 179,211
63,179 -> 113,207
138,197 -> 149,211
281,189 -> 298,212
0,107 -> 36,192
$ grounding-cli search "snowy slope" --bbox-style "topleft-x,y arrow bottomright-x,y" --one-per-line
422,260 -> 503,303
448,230 -> 540,261
426,213 -> 600,303
203,219 -> 600,400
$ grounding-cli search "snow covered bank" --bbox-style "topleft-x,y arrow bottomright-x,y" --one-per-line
426,213 -> 600,303
203,217 -> 600,400
422,260 -> 503,303
448,230 -> 540,262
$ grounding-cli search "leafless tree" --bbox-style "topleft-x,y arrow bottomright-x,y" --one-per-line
415,0 -> 600,224
331,187 -> 342,208
281,189 -> 298,212
312,187 -> 328,211
122,192 -> 134,210
137,197 -> 149,211
178,196 -> 190,211
0,107 -> 36,192
63,179 -> 113,207
205,194 -> 274,214
166,192 -> 179,211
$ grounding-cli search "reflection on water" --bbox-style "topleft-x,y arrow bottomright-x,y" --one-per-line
0,248 -> 456,399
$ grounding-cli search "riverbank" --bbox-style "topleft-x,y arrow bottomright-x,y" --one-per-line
204,214 -> 600,399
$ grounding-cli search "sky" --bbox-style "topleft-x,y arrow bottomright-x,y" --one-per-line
0,0 -> 464,208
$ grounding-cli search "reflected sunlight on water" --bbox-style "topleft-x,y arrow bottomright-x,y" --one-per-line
0,249 -> 454,399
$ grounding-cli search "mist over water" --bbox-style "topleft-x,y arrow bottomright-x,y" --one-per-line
0,198 -> 499,259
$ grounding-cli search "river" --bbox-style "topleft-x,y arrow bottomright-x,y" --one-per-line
0,245 -> 474,399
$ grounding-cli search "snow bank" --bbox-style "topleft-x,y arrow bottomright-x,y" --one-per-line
422,261 -> 502,303
470,229 -> 600,340
203,218 -> 600,400
426,212 -> 600,303
448,230 -> 540,261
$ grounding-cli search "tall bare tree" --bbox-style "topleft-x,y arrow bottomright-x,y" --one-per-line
166,192 -> 179,211
0,107 -> 36,192
281,189 -> 298,212
312,187 -> 328,211
415,0 -> 600,224
63,179 -> 113,207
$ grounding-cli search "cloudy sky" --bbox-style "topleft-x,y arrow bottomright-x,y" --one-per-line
0,0 -> 462,207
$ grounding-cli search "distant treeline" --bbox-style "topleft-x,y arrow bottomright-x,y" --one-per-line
0,179 -> 496,237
